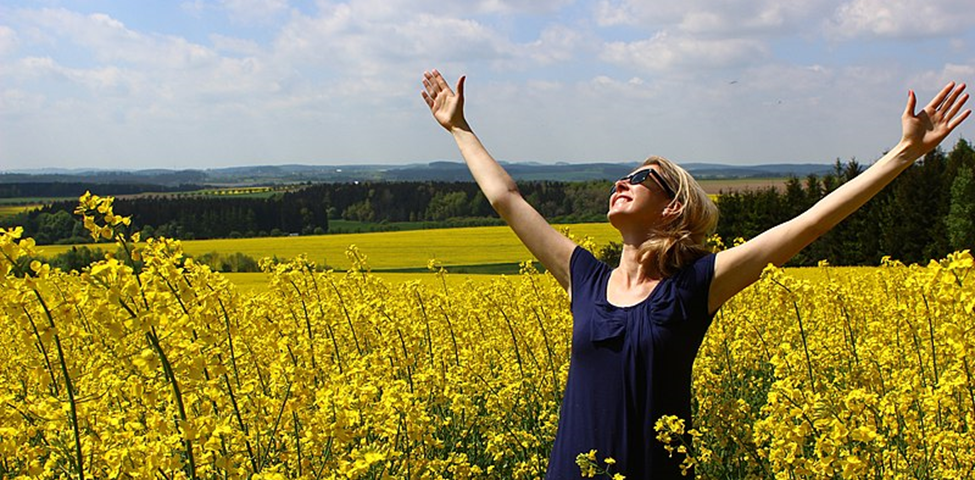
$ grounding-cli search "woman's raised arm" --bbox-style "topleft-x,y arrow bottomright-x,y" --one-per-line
422,70 -> 576,290
709,82 -> 971,314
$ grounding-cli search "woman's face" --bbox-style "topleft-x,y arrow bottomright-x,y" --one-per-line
607,166 -> 675,230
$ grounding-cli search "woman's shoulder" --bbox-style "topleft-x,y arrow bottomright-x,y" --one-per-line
569,246 -> 612,300
570,245 -> 610,272
669,252 -> 716,290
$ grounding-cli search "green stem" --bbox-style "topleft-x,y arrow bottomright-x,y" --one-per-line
22,307 -> 60,396
222,366 -> 258,472
32,288 -> 85,480
146,328 -> 197,480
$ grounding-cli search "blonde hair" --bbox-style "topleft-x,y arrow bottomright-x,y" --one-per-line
638,156 -> 718,277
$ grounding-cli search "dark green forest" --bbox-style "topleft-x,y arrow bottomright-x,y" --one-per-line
717,139 -> 975,266
4,139 -> 973,267
0,182 -> 205,200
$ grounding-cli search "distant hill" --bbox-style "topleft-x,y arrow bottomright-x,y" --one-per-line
3,161 -> 834,187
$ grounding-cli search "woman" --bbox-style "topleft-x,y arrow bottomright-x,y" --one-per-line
421,69 -> 970,479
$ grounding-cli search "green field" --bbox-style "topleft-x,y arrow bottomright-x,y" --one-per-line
0,204 -> 41,219
37,222 -> 622,271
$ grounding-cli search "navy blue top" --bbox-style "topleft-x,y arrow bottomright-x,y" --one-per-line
545,246 -> 717,479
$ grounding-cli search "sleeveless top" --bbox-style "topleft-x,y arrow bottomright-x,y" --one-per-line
545,246 -> 717,479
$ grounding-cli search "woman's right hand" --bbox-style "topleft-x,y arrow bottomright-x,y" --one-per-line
422,70 -> 470,132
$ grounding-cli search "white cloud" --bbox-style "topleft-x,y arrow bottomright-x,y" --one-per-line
219,0 -> 289,24
909,63 -> 975,91
19,56 -> 129,92
601,31 -> 770,74
18,8 -> 216,69
210,33 -> 263,56
180,0 -> 290,24
2,1 -> 971,170
0,25 -> 17,56
3,6 -> 295,134
0,88 -> 46,116
474,0 -> 574,15
826,0 -> 971,39
593,0 -> 636,27
272,4 -> 518,84
523,25 -> 586,65
593,0 -> 833,35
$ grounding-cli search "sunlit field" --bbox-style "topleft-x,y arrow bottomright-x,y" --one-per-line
37,223 -> 622,271
0,204 -> 38,219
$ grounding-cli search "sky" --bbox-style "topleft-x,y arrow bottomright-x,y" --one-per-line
1,0 -> 974,171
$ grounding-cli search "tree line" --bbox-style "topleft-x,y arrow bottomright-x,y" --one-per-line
3,139 -> 973,266
0,182 -> 205,200
3,180 -> 609,243
715,139 -> 975,266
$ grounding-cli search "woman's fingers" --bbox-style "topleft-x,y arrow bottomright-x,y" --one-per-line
903,82 -> 971,138
940,85 -> 968,121
948,107 -> 972,130
929,83 -> 970,134
903,89 -> 917,119
455,75 -> 465,101
423,70 -> 449,96
432,69 -> 451,94
925,81 -> 956,113
422,72 -> 436,96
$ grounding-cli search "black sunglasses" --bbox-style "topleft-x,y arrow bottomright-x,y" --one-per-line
610,168 -> 676,199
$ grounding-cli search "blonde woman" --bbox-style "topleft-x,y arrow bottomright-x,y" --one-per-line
421,69 -> 969,479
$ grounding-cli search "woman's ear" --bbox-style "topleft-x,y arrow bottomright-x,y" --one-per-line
662,201 -> 683,220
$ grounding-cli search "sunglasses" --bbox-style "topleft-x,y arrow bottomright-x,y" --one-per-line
610,168 -> 676,199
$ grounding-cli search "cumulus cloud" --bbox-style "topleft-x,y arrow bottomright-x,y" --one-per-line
593,0 -> 833,35
18,56 -> 129,92
271,4 -> 512,92
520,24 -> 587,65
1,1 -> 971,170
3,5 -> 292,130
601,31 -> 770,74
909,63 -> 975,91
270,1 -> 589,86
0,25 -> 17,56
210,33 -> 263,56
593,0 -> 637,27
219,0 -> 289,24
826,0 -> 971,39
18,8 -> 215,68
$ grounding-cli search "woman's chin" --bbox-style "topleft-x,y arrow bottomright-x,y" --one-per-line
607,208 -> 633,230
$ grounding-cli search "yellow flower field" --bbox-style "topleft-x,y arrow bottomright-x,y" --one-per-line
36,223 -> 622,272
0,204 -> 39,219
2,194 -> 973,479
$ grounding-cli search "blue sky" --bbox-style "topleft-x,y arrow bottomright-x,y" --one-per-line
1,0 -> 973,171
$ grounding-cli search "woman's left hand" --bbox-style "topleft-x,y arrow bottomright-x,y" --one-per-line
900,82 -> 971,157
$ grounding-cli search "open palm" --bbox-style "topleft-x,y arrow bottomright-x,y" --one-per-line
902,82 -> 970,156
422,70 -> 469,132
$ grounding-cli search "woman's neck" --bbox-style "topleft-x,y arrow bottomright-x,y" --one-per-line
615,241 -> 662,283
